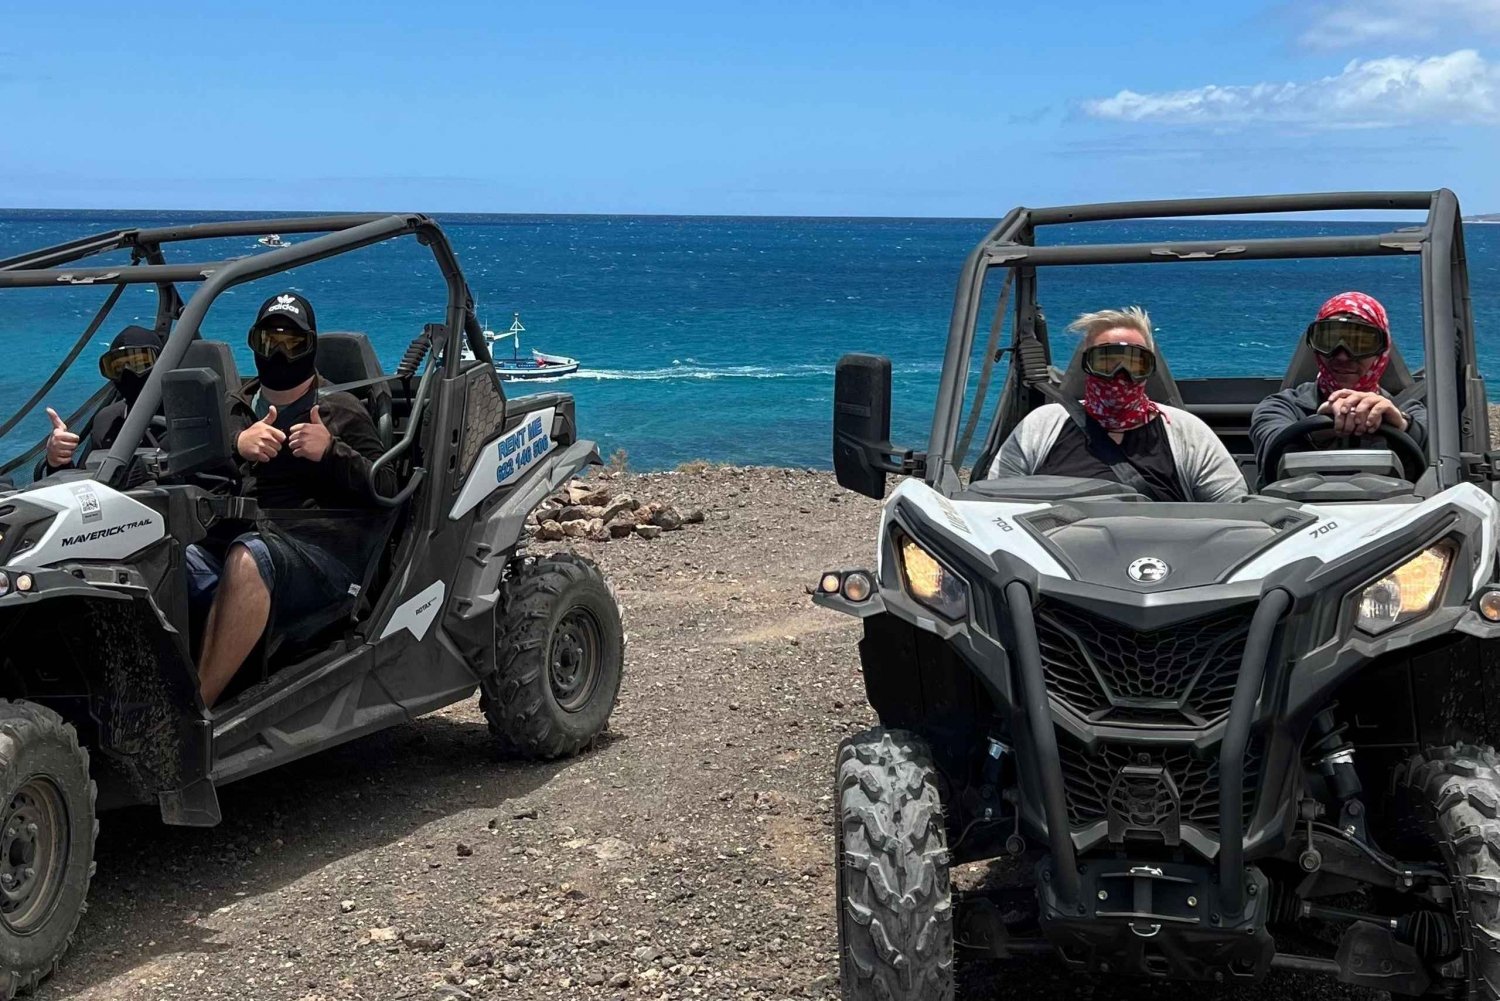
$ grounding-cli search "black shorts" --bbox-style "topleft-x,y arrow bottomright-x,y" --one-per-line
187,530 -> 359,642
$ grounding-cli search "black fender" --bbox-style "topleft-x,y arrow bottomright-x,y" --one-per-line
0,583 -> 216,824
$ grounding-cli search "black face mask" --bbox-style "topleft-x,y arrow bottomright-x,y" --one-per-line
252,330 -> 318,391
116,369 -> 149,406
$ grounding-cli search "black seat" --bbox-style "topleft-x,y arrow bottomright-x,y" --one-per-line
1057,340 -> 1185,408
316,331 -> 392,448
179,339 -> 242,391
1278,336 -> 1415,394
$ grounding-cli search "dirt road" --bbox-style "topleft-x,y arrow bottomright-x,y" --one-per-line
42,467 -> 1372,1001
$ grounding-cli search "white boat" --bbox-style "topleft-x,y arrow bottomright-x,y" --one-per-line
257,234 -> 290,248
461,313 -> 580,380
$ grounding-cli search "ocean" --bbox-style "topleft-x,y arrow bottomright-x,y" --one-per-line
1,210 -> 1496,472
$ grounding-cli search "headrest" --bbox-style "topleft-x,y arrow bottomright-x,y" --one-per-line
179,339 -> 241,391
317,331 -> 385,386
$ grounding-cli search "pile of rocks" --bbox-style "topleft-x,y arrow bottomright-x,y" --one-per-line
528,478 -> 704,543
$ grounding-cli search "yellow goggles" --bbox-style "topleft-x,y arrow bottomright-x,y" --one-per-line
249,325 -> 314,360
98,344 -> 159,381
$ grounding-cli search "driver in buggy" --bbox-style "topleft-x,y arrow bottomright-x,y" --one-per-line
987,306 -> 1246,501
1249,291 -> 1427,479
190,292 -> 396,708
39,324 -> 166,477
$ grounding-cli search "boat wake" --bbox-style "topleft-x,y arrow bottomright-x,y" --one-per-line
559,362 -> 824,382
516,360 -> 939,384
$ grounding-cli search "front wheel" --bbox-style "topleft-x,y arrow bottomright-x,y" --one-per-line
1396,743 -> 1500,999
0,701 -> 97,1000
835,727 -> 953,1001
481,553 -> 624,759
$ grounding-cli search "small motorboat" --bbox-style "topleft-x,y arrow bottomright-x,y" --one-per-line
257,234 -> 290,248
462,313 -> 580,380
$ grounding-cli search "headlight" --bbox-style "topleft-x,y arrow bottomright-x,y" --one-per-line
896,532 -> 969,620
1356,542 -> 1454,635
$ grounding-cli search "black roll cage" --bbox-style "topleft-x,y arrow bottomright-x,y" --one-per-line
931,190 -> 1481,495
0,214 -> 503,500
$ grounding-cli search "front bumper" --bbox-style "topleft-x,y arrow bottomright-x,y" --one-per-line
1037,859 -> 1273,981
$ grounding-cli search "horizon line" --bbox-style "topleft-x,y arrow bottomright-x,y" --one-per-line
0,206 -> 1465,225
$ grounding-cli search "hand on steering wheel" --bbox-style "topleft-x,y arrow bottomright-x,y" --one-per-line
1318,389 -> 1408,436
1257,413 -> 1426,491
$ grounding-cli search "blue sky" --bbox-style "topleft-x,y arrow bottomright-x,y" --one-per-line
2,0 -> 1497,216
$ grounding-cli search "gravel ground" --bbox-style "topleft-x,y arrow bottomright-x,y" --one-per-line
36,462 -> 1434,1001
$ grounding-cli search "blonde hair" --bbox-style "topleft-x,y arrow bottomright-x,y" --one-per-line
1067,306 -> 1155,349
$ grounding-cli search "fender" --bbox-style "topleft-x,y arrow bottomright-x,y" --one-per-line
449,438 -> 602,624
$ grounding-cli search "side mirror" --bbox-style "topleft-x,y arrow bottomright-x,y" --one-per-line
161,367 -> 234,477
834,353 -> 911,500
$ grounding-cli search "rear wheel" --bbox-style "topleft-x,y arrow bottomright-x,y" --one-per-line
1395,743 -> 1500,999
0,701 -> 96,999
835,727 -> 953,1001
481,554 -> 623,759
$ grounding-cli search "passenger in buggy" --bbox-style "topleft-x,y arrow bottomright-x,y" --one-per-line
987,306 -> 1245,502
39,324 -> 166,477
190,291 -> 397,708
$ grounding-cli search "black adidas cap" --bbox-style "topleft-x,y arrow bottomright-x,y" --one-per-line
253,291 -> 317,333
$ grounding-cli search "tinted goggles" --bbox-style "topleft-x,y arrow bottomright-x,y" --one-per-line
248,324 -> 314,360
98,344 -> 159,382
1305,317 -> 1387,359
1082,343 -> 1156,382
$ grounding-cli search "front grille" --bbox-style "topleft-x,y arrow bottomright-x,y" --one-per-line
1057,735 -> 1262,834
1035,602 -> 1254,727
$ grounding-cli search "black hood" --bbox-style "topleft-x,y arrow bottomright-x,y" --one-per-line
108,325 -> 165,406
1017,505 -> 1311,592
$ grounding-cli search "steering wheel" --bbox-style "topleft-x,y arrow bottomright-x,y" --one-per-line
1258,413 -> 1426,489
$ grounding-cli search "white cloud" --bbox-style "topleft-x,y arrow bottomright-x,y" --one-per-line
1297,0 -> 1500,49
1083,50 -> 1500,127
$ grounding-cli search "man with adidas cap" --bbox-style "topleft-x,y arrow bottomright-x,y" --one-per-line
189,291 -> 397,707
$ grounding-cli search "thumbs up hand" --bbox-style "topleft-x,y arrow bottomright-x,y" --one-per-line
289,404 -> 333,462
44,408 -> 81,469
236,405 -> 286,463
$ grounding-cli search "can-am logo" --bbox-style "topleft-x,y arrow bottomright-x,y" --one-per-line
60,518 -> 154,549
266,294 -> 301,316
1127,556 -> 1170,584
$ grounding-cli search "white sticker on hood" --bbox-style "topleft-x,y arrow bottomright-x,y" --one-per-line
10,481 -> 165,567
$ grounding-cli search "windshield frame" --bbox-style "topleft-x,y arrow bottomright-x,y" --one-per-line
0,214 -> 494,489
929,190 -> 1477,497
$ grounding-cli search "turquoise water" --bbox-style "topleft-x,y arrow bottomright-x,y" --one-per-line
1,210 -> 1496,471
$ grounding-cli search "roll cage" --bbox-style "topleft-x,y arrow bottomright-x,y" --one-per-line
931,190 -> 1484,497
0,214 -> 506,518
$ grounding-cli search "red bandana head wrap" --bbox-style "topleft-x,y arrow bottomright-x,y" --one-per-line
1084,373 -> 1159,431
1313,291 -> 1390,398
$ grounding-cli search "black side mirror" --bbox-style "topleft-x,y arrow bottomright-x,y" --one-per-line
834,353 -> 912,500
161,367 -> 234,477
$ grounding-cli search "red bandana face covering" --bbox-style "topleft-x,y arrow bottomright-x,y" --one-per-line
1313,291 -> 1391,399
1084,373 -> 1159,431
